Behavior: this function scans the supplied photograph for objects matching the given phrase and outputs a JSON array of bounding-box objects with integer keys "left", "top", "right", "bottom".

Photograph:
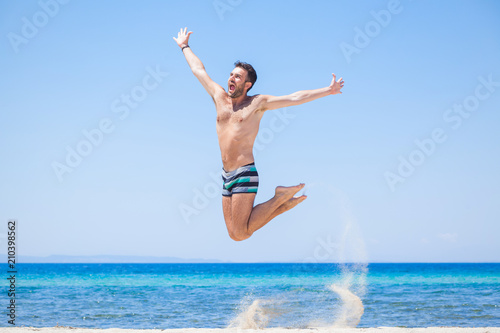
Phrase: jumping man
[{"left": 173, "top": 27, "right": 344, "bottom": 241}]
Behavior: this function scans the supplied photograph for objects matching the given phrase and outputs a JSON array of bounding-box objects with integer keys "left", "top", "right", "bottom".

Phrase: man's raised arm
[
  {"left": 259, "top": 74, "right": 345, "bottom": 111},
  {"left": 173, "top": 27, "right": 222, "bottom": 98}
]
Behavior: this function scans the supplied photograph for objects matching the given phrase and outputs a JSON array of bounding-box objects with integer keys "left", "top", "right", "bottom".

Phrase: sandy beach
[{"left": 1, "top": 327, "right": 500, "bottom": 333}]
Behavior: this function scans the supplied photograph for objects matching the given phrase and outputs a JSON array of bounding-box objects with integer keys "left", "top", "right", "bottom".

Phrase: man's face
[{"left": 227, "top": 67, "right": 250, "bottom": 98}]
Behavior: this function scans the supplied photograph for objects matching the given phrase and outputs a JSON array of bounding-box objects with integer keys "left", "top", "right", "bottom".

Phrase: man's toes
[
  {"left": 295, "top": 195, "right": 307, "bottom": 204},
  {"left": 288, "top": 195, "right": 307, "bottom": 207},
  {"left": 293, "top": 183, "right": 305, "bottom": 194},
  {"left": 296, "top": 195, "right": 307, "bottom": 202}
]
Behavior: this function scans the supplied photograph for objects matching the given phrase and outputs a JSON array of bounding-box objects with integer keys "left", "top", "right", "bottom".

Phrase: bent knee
[{"left": 228, "top": 229, "right": 252, "bottom": 242}]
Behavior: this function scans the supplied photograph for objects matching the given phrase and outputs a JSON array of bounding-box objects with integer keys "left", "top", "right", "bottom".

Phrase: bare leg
[
  {"left": 223, "top": 184, "right": 306, "bottom": 241},
  {"left": 257, "top": 195, "right": 307, "bottom": 225},
  {"left": 222, "top": 193, "right": 255, "bottom": 241},
  {"left": 247, "top": 184, "right": 307, "bottom": 233}
]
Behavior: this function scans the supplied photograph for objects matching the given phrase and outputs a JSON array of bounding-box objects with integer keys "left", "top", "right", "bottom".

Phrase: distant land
[{"left": 1, "top": 254, "right": 228, "bottom": 263}]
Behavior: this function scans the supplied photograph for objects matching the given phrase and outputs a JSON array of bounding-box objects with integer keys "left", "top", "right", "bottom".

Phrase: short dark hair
[{"left": 234, "top": 61, "right": 257, "bottom": 92}]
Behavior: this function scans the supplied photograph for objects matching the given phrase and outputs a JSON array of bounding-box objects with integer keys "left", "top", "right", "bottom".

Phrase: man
[{"left": 173, "top": 27, "right": 344, "bottom": 241}]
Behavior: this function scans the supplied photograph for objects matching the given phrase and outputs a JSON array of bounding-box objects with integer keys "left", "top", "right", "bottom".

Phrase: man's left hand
[{"left": 329, "top": 73, "right": 344, "bottom": 94}]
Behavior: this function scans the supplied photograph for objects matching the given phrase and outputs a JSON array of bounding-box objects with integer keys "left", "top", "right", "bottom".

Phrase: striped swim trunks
[{"left": 221, "top": 162, "right": 259, "bottom": 197}]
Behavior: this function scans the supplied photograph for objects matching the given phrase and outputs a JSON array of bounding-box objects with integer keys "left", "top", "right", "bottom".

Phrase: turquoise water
[{"left": 1, "top": 263, "right": 499, "bottom": 328}]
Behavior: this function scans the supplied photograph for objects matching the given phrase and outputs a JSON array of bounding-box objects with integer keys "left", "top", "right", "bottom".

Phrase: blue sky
[{"left": 1, "top": 0, "right": 499, "bottom": 262}]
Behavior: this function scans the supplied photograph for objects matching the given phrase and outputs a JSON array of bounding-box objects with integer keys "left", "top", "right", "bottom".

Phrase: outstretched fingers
[
  {"left": 333, "top": 73, "right": 344, "bottom": 83},
  {"left": 338, "top": 77, "right": 344, "bottom": 88},
  {"left": 181, "top": 27, "right": 192, "bottom": 37},
  {"left": 173, "top": 27, "right": 193, "bottom": 46},
  {"left": 333, "top": 73, "right": 345, "bottom": 89}
]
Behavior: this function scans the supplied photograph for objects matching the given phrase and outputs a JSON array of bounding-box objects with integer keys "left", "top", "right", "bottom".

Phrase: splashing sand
[
  {"left": 228, "top": 299, "right": 282, "bottom": 329},
  {"left": 229, "top": 185, "right": 368, "bottom": 329},
  {"left": 330, "top": 282, "right": 365, "bottom": 327},
  {"left": 327, "top": 187, "right": 368, "bottom": 328}
]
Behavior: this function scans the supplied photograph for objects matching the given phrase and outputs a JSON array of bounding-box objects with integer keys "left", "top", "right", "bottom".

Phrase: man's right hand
[{"left": 173, "top": 27, "right": 193, "bottom": 48}]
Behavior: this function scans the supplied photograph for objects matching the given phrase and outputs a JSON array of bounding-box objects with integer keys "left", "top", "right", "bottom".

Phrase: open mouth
[{"left": 229, "top": 83, "right": 236, "bottom": 93}]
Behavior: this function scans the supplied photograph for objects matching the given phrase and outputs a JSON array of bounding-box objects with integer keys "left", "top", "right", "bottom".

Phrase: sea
[{"left": 1, "top": 263, "right": 499, "bottom": 329}]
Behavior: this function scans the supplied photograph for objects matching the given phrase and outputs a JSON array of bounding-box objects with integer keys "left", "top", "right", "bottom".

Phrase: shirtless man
[{"left": 174, "top": 28, "right": 344, "bottom": 241}]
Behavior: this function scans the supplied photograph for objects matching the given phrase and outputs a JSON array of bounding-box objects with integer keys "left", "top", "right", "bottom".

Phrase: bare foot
[
  {"left": 275, "top": 183, "right": 305, "bottom": 200},
  {"left": 274, "top": 195, "right": 307, "bottom": 215}
]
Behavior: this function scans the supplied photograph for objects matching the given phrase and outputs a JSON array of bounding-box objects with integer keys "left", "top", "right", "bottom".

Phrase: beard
[{"left": 228, "top": 83, "right": 245, "bottom": 99}]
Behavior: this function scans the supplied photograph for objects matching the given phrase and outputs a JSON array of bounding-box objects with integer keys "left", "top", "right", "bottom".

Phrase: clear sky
[{"left": 1, "top": 0, "right": 499, "bottom": 263}]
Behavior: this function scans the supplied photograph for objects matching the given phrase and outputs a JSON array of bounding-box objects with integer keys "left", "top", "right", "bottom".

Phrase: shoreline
[{"left": 1, "top": 327, "right": 499, "bottom": 333}]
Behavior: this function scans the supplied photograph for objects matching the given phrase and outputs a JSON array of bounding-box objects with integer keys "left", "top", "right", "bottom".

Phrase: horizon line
[{"left": 2, "top": 255, "right": 498, "bottom": 264}]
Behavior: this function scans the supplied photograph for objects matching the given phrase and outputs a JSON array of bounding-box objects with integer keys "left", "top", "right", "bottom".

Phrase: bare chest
[
  {"left": 217, "top": 109, "right": 245, "bottom": 124},
  {"left": 216, "top": 104, "right": 257, "bottom": 127}
]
